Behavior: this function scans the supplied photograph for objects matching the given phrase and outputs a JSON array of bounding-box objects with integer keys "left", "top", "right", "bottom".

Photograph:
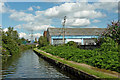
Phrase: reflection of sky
[{"left": 2, "top": 50, "right": 70, "bottom": 78}]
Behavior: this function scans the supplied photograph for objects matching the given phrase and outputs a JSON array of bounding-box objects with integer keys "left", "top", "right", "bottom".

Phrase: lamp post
[{"left": 63, "top": 16, "right": 66, "bottom": 44}]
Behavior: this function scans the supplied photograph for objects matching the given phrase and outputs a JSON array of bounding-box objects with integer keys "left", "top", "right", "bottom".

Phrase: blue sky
[{"left": 1, "top": 2, "right": 118, "bottom": 40}]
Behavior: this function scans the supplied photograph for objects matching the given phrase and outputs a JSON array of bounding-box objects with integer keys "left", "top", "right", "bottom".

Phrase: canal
[{"left": 2, "top": 50, "right": 77, "bottom": 79}]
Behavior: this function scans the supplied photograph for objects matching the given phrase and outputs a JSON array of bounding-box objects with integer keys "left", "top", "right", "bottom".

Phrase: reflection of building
[
  {"left": 43, "top": 31, "right": 47, "bottom": 37},
  {"left": 46, "top": 28, "right": 106, "bottom": 45}
]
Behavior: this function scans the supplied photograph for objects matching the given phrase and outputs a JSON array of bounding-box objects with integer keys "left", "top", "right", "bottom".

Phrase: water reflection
[{"left": 2, "top": 50, "right": 76, "bottom": 79}]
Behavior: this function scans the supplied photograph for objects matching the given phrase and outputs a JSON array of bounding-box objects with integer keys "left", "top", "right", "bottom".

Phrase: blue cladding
[
  {"left": 51, "top": 35, "right": 99, "bottom": 45},
  {"left": 51, "top": 35, "right": 99, "bottom": 39}
]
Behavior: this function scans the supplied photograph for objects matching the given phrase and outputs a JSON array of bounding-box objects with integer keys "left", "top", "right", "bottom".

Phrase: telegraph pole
[
  {"left": 63, "top": 16, "right": 66, "bottom": 44},
  {"left": 30, "top": 29, "right": 33, "bottom": 43}
]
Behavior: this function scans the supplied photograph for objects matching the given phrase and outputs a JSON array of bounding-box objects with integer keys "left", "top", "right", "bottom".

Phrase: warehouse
[{"left": 46, "top": 28, "right": 105, "bottom": 45}]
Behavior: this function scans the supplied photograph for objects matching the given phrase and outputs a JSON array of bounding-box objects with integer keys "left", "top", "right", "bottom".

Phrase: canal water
[{"left": 2, "top": 50, "right": 76, "bottom": 79}]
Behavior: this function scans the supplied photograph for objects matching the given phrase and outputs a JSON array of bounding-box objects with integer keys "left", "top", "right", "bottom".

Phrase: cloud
[
  {"left": 3, "top": 28, "right": 8, "bottom": 32},
  {"left": 44, "top": 3, "right": 106, "bottom": 18},
  {"left": 93, "top": 2, "right": 118, "bottom": 11},
  {"left": 10, "top": 2, "right": 118, "bottom": 30},
  {"left": 73, "top": 10, "right": 106, "bottom": 19},
  {"left": 92, "top": 19, "right": 101, "bottom": 23},
  {"left": 98, "top": 0, "right": 119, "bottom": 2},
  {"left": 10, "top": 11, "right": 34, "bottom": 22},
  {"left": 19, "top": 32, "right": 42, "bottom": 39},
  {"left": 90, "top": 26, "right": 99, "bottom": 28},
  {"left": 43, "top": 2, "right": 107, "bottom": 27},
  {"left": 65, "top": 18, "right": 90, "bottom": 27},
  {"left": 33, "top": 33, "right": 42, "bottom": 38},
  {"left": 15, "top": 23, "right": 54, "bottom": 31},
  {"left": 0, "top": 2, "right": 7, "bottom": 13},
  {"left": 39, "top": 0, "right": 72, "bottom": 2},
  {"left": 15, "top": 24, "right": 21, "bottom": 29},
  {"left": 19, "top": 32, "right": 27, "bottom": 38},
  {"left": 0, "top": 2, "right": 16, "bottom": 13},
  {"left": 34, "top": 6, "right": 40, "bottom": 9},
  {"left": 23, "top": 24, "right": 54, "bottom": 31},
  {"left": 28, "top": 7, "right": 33, "bottom": 11}
]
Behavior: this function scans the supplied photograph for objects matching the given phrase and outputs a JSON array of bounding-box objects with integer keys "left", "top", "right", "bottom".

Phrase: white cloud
[
  {"left": 10, "top": 2, "right": 118, "bottom": 29},
  {"left": 98, "top": 0, "right": 119, "bottom": 2},
  {"left": 73, "top": 10, "right": 106, "bottom": 19},
  {"left": 0, "top": 2, "right": 7, "bottom": 13},
  {"left": 65, "top": 18, "right": 90, "bottom": 27},
  {"left": 19, "top": 32, "right": 27, "bottom": 38},
  {"left": 10, "top": 11, "right": 34, "bottom": 22},
  {"left": 3, "top": 28, "right": 8, "bottom": 32},
  {"left": 0, "top": 2, "right": 16, "bottom": 13},
  {"left": 28, "top": 7, "right": 33, "bottom": 11},
  {"left": 15, "top": 22, "right": 54, "bottom": 31},
  {"left": 33, "top": 33, "right": 42, "bottom": 38},
  {"left": 43, "top": 2, "right": 108, "bottom": 27},
  {"left": 44, "top": 3, "right": 106, "bottom": 18},
  {"left": 23, "top": 23, "right": 54, "bottom": 31},
  {"left": 34, "top": 6, "right": 40, "bottom": 9},
  {"left": 92, "top": 19, "right": 101, "bottom": 23},
  {"left": 15, "top": 24, "right": 21, "bottom": 29},
  {"left": 93, "top": 2, "right": 118, "bottom": 11},
  {"left": 19, "top": 32, "right": 42, "bottom": 39},
  {"left": 90, "top": 26, "right": 99, "bottom": 28},
  {"left": 39, "top": 0, "right": 72, "bottom": 2}
]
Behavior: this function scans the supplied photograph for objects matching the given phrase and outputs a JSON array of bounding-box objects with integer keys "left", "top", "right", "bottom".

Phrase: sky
[{"left": 0, "top": 0, "right": 119, "bottom": 40}]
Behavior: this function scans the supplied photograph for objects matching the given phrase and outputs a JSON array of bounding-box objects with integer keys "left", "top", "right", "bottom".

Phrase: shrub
[
  {"left": 97, "top": 21, "right": 120, "bottom": 45},
  {"left": 99, "top": 37, "right": 118, "bottom": 52},
  {"left": 40, "top": 45, "right": 119, "bottom": 72},
  {"left": 38, "top": 36, "right": 49, "bottom": 48},
  {"left": 66, "top": 41, "right": 77, "bottom": 48}
]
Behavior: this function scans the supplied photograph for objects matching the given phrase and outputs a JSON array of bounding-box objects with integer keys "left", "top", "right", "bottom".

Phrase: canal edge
[{"left": 33, "top": 48, "right": 118, "bottom": 80}]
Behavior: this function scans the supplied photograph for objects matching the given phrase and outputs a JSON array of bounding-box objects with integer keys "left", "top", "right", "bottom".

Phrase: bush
[
  {"left": 99, "top": 37, "right": 118, "bottom": 52},
  {"left": 38, "top": 36, "right": 49, "bottom": 48},
  {"left": 66, "top": 41, "right": 77, "bottom": 48},
  {"left": 40, "top": 45, "right": 119, "bottom": 73},
  {"left": 97, "top": 21, "right": 120, "bottom": 45}
]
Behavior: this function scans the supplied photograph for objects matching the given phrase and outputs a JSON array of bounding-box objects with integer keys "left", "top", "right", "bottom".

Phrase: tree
[
  {"left": 97, "top": 21, "right": 120, "bottom": 45},
  {"left": 38, "top": 36, "right": 49, "bottom": 48},
  {"left": 6, "top": 27, "right": 19, "bottom": 41},
  {"left": 2, "top": 27, "right": 20, "bottom": 55}
]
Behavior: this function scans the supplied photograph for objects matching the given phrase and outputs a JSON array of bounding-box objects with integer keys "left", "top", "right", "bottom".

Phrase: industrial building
[{"left": 46, "top": 28, "right": 106, "bottom": 45}]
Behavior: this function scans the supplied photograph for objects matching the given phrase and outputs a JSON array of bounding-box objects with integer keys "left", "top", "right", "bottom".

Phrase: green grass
[
  {"left": 40, "top": 45, "right": 119, "bottom": 73},
  {"left": 34, "top": 48, "right": 119, "bottom": 79}
]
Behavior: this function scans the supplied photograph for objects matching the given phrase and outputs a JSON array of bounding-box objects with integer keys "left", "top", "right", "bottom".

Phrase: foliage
[
  {"left": 2, "top": 27, "right": 32, "bottom": 56},
  {"left": 34, "top": 41, "right": 38, "bottom": 43},
  {"left": 65, "top": 41, "right": 77, "bottom": 48},
  {"left": 19, "top": 44, "right": 35, "bottom": 51},
  {"left": 2, "top": 27, "right": 20, "bottom": 55},
  {"left": 99, "top": 37, "right": 118, "bottom": 52},
  {"left": 0, "top": 28, "right": 2, "bottom": 54},
  {"left": 38, "top": 36, "right": 49, "bottom": 48},
  {"left": 97, "top": 21, "right": 120, "bottom": 45},
  {"left": 39, "top": 21, "right": 120, "bottom": 73},
  {"left": 40, "top": 45, "right": 119, "bottom": 73}
]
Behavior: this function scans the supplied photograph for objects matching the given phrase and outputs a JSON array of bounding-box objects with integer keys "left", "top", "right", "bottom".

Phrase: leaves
[{"left": 40, "top": 45, "right": 119, "bottom": 73}]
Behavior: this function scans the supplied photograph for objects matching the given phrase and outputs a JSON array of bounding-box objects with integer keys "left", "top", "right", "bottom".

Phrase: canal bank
[
  {"left": 33, "top": 48, "right": 119, "bottom": 80},
  {"left": 2, "top": 49, "right": 77, "bottom": 79}
]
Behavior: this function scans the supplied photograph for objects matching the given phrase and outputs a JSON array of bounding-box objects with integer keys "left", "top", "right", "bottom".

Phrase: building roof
[{"left": 47, "top": 28, "right": 106, "bottom": 36}]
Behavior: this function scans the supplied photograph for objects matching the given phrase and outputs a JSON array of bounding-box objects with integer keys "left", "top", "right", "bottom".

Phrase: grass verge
[{"left": 34, "top": 48, "right": 119, "bottom": 79}]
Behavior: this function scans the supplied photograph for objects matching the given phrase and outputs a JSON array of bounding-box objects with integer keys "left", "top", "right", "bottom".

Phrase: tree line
[{"left": 1, "top": 27, "right": 32, "bottom": 56}]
